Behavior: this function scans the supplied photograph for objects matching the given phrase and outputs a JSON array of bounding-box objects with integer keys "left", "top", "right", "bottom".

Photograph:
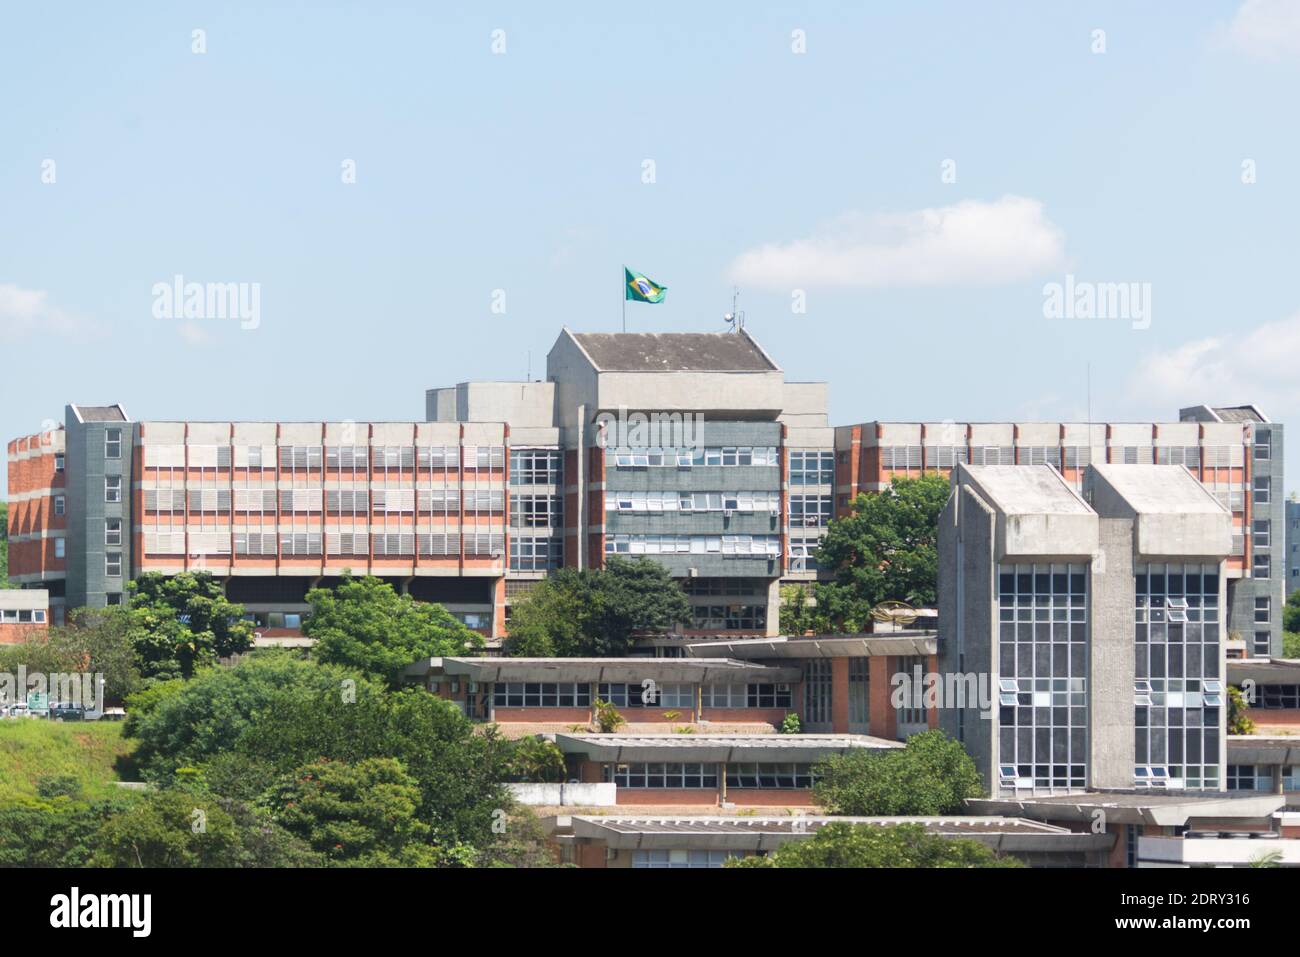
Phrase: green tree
[
  {"left": 90, "top": 789, "right": 321, "bottom": 868},
  {"left": 234, "top": 688, "right": 514, "bottom": 850},
  {"left": 46, "top": 607, "right": 143, "bottom": 703},
  {"left": 0, "top": 501, "right": 13, "bottom": 588},
  {"left": 126, "top": 572, "right": 255, "bottom": 680},
  {"left": 1283, "top": 588, "right": 1300, "bottom": 635},
  {"left": 1228, "top": 685, "right": 1256, "bottom": 735},
  {"left": 305, "top": 575, "right": 484, "bottom": 687},
  {"left": 725, "top": 822, "right": 1020, "bottom": 868},
  {"left": 779, "top": 584, "right": 829, "bottom": 636},
  {"left": 813, "top": 730, "right": 983, "bottom": 816},
  {"left": 502, "top": 735, "right": 567, "bottom": 783},
  {"left": 812, "top": 475, "right": 950, "bottom": 631},
  {"left": 267, "top": 757, "right": 436, "bottom": 866},
  {"left": 1284, "top": 631, "right": 1300, "bottom": 659},
  {"left": 125, "top": 652, "right": 379, "bottom": 780},
  {"left": 0, "top": 797, "right": 136, "bottom": 867},
  {"left": 504, "top": 557, "right": 690, "bottom": 657}
]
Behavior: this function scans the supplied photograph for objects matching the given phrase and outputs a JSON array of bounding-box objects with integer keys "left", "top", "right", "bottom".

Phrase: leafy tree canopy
[
  {"left": 813, "top": 730, "right": 983, "bottom": 816},
  {"left": 812, "top": 475, "right": 949, "bottom": 632},
  {"left": 124, "top": 651, "right": 379, "bottom": 780},
  {"left": 305, "top": 575, "right": 484, "bottom": 687},
  {"left": 504, "top": 557, "right": 690, "bottom": 656},
  {"left": 126, "top": 572, "right": 255, "bottom": 680},
  {"left": 267, "top": 757, "right": 436, "bottom": 866},
  {"left": 726, "top": 822, "right": 1020, "bottom": 868}
]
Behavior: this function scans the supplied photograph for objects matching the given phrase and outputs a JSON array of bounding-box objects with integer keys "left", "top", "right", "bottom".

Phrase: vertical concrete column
[
  {"left": 492, "top": 576, "right": 507, "bottom": 641},
  {"left": 927, "top": 653, "right": 940, "bottom": 730},
  {"left": 1275, "top": 765, "right": 1286, "bottom": 795},
  {"left": 868, "top": 656, "right": 897, "bottom": 740},
  {"left": 831, "top": 657, "right": 850, "bottom": 733}
]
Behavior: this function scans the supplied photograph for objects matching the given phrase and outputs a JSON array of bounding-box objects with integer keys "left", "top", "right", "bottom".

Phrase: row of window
[
  {"left": 605, "top": 446, "right": 780, "bottom": 468},
  {"left": 143, "top": 532, "right": 508, "bottom": 557},
  {"left": 0, "top": 608, "right": 47, "bottom": 623},
  {"left": 877, "top": 444, "right": 1250, "bottom": 469},
  {"left": 604, "top": 534, "right": 781, "bottom": 557},
  {"left": 485, "top": 681, "right": 793, "bottom": 709},
  {"left": 607, "top": 762, "right": 817, "bottom": 789},
  {"left": 604, "top": 491, "right": 781, "bottom": 514}
]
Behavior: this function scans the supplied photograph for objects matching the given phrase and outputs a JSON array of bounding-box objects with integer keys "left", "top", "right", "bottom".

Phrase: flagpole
[{"left": 621, "top": 265, "right": 626, "bottom": 332}]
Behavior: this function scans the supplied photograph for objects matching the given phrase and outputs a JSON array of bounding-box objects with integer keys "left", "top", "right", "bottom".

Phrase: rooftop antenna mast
[{"left": 723, "top": 287, "right": 745, "bottom": 333}]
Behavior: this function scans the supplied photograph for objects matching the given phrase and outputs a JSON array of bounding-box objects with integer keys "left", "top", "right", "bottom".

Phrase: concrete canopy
[
  {"left": 402, "top": 656, "right": 804, "bottom": 685},
  {"left": 553, "top": 733, "right": 901, "bottom": 763}
]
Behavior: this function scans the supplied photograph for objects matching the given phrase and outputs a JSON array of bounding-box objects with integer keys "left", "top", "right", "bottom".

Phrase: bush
[
  {"left": 780, "top": 713, "right": 801, "bottom": 735},
  {"left": 592, "top": 698, "right": 626, "bottom": 734},
  {"left": 726, "top": 822, "right": 1020, "bottom": 868},
  {"left": 813, "top": 730, "right": 982, "bottom": 816}
]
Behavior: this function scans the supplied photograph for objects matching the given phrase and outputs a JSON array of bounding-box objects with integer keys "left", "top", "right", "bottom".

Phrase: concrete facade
[{"left": 940, "top": 464, "right": 1232, "bottom": 797}]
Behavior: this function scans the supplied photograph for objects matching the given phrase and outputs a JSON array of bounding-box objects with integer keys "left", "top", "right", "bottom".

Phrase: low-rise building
[{"left": 0, "top": 589, "right": 49, "bottom": 644}]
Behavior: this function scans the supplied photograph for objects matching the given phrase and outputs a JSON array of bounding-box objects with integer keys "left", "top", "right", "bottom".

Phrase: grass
[{"left": 0, "top": 720, "right": 134, "bottom": 802}]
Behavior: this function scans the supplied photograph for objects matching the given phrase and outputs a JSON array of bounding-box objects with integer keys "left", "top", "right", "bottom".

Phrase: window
[
  {"left": 1254, "top": 476, "right": 1271, "bottom": 506},
  {"left": 789, "top": 451, "right": 834, "bottom": 485},
  {"left": 106, "top": 593, "right": 122, "bottom": 606},
  {"left": 54, "top": 538, "right": 66, "bottom": 559},
  {"left": 509, "top": 536, "right": 561, "bottom": 571},
  {"left": 1253, "top": 519, "right": 1270, "bottom": 548},
  {"left": 105, "top": 552, "right": 122, "bottom": 577},
  {"left": 54, "top": 496, "right": 64, "bottom": 516},
  {"left": 789, "top": 495, "right": 832, "bottom": 527},
  {"left": 54, "top": 453, "right": 65, "bottom": 472},
  {"left": 725, "top": 763, "right": 818, "bottom": 789},
  {"left": 104, "top": 428, "right": 122, "bottom": 459},
  {"left": 105, "top": 519, "right": 122, "bottom": 546},
  {"left": 1254, "top": 632, "right": 1272, "bottom": 656},
  {"left": 104, "top": 476, "right": 122, "bottom": 503},
  {"left": 632, "top": 849, "right": 740, "bottom": 868},
  {"left": 997, "top": 562, "right": 1089, "bottom": 792},
  {"left": 510, "top": 494, "right": 560, "bottom": 528},
  {"left": 509, "top": 449, "right": 562, "bottom": 485},
  {"left": 700, "top": 683, "right": 791, "bottom": 709},
  {"left": 1253, "top": 553, "right": 1270, "bottom": 579},
  {"left": 610, "top": 763, "right": 718, "bottom": 789},
  {"left": 492, "top": 682, "right": 591, "bottom": 708},
  {"left": 1255, "top": 432, "right": 1271, "bottom": 461},
  {"left": 1256, "top": 596, "right": 1271, "bottom": 624}
]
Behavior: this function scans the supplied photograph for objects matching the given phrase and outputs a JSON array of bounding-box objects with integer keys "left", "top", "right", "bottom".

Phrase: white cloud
[
  {"left": 1127, "top": 310, "right": 1300, "bottom": 417},
  {"left": 727, "top": 195, "right": 1066, "bottom": 289},
  {"left": 0, "top": 283, "right": 98, "bottom": 338},
  {"left": 1224, "top": 0, "right": 1300, "bottom": 61}
]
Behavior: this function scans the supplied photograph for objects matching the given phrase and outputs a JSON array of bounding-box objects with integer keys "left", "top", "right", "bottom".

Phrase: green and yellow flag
[{"left": 625, "top": 266, "right": 667, "bottom": 303}]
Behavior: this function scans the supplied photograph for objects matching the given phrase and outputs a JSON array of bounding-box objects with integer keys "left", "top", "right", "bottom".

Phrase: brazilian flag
[{"left": 625, "top": 266, "right": 667, "bottom": 303}]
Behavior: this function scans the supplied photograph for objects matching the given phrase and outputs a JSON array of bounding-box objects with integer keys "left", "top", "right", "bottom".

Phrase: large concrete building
[
  {"left": 4, "top": 329, "right": 1286, "bottom": 658},
  {"left": 838, "top": 404, "right": 1284, "bottom": 656},
  {"left": 939, "top": 463, "right": 1234, "bottom": 795}
]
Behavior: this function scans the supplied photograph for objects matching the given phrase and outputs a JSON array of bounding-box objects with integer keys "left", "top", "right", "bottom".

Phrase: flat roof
[
  {"left": 1227, "top": 657, "right": 1300, "bottom": 685},
  {"left": 968, "top": 791, "right": 1285, "bottom": 826},
  {"left": 553, "top": 733, "right": 901, "bottom": 763},
  {"left": 686, "top": 634, "right": 937, "bottom": 660},
  {"left": 403, "top": 656, "right": 803, "bottom": 684},
  {"left": 956, "top": 465, "right": 1092, "bottom": 516},
  {"left": 1227, "top": 736, "right": 1300, "bottom": 765},
  {"left": 561, "top": 815, "right": 1113, "bottom": 854},
  {"left": 569, "top": 331, "right": 778, "bottom": 373},
  {"left": 1089, "top": 463, "right": 1228, "bottom": 515}
]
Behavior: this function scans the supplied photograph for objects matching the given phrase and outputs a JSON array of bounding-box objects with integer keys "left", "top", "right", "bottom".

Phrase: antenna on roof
[{"left": 723, "top": 287, "right": 744, "bottom": 333}]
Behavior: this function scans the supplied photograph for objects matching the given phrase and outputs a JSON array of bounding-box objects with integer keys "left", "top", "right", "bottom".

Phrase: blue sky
[{"left": 3, "top": 1, "right": 1299, "bottom": 492}]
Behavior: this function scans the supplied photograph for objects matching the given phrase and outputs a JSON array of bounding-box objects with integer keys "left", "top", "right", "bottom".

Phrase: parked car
[
  {"left": 49, "top": 704, "right": 86, "bottom": 721},
  {"left": 100, "top": 707, "right": 127, "bottom": 721}
]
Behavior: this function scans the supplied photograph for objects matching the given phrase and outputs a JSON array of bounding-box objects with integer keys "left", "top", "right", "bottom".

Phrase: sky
[{"left": 2, "top": 1, "right": 1299, "bottom": 493}]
